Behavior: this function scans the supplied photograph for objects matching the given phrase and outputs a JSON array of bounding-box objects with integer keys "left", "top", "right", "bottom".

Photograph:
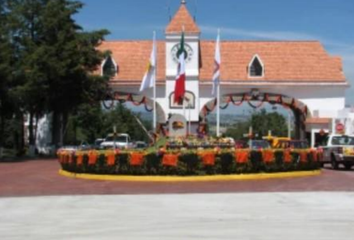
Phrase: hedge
[{"left": 57, "top": 149, "right": 321, "bottom": 176}]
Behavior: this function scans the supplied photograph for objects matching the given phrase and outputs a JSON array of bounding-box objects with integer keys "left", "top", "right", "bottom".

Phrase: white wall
[{"left": 198, "top": 84, "right": 347, "bottom": 118}]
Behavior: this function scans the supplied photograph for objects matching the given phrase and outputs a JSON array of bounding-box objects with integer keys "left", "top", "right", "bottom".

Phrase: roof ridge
[{"left": 165, "top": 4, "right": 200, "bottom": 34}]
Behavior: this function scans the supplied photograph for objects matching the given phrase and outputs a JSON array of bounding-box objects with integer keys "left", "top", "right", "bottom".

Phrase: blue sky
[{"left": 75, "top": 0, "right": 354, "bottom": 104}]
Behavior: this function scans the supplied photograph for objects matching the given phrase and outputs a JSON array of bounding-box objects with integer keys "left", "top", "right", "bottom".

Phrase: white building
[{"left": 96, "top": 1, "right": 350, "bottom": 147}]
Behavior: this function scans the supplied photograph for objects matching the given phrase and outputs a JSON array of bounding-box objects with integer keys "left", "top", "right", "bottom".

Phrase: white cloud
[{"left": 200, "top": 25, "right": 351, "bottom": 48}]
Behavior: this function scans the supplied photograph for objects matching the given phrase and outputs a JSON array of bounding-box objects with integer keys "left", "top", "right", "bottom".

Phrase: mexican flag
[{"left": 174, "top": 31, "right": 186, "bottom": 104}]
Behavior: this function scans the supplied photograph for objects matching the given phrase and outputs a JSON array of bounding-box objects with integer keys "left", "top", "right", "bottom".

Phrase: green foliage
[
  {"left": 251, "top": 109, "right": 288, "bottom": 137},
  {"left": 59, "top": 149, "right": 320, "bottom": 176},
  {"left": 225, "top": 109, "right": 288, "bottom": 139},
  {"left": 63, "top": 103, "right": 152, "bottom": 144},
  {"left": 2, "top": 0, "right": 109, "bottom": 149}
]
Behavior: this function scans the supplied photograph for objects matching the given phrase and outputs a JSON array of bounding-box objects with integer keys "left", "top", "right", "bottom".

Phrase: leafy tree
[
  {"left": 7, "top": 0, "right": 109, "bottom": 150},
  {"left": 7, "top": 0, "right": 49, "bottom": 154},
  {"left": 39, "top": 0, "right": 109, "bottom": 147},
  {"left": 64, "top": 103, "right": 152, "bottom": 144},
  {"left": 225, "top": 109, "right": 288, "bottom": 139},
  {"left": 0, "top": 0, "right": 16, "bottom": 156},
  {"left": 224, "top": 121, "right": 251, "bottom": 140},
  {"left": 251, "top": 109, "right": 288, "bottom": 137},
  {"left": 98, "top": 104, "right": 152, "bottom": 143}
]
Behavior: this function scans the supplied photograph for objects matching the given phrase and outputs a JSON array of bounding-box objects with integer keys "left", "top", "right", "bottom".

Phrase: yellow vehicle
[{"left": 262, "top": 135, "right": 291, "bottom": 148}]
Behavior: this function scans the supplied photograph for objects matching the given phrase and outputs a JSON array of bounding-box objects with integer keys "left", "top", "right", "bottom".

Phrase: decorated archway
[
  {"left": 103, "top": 91, "right": 167, "bottom": 124},
  {"left": 200, "top": 93, "right": 311, "bottom": 140}
]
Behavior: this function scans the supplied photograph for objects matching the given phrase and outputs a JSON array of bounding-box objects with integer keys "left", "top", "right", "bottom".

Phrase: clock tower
[{"left": 165, "top": 0, "right": 201, "bottom": 129}]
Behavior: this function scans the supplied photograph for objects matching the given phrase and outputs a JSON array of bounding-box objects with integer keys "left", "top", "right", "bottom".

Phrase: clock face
[{"left": 171, "top": 43, "right": 194, "bottom": 63}]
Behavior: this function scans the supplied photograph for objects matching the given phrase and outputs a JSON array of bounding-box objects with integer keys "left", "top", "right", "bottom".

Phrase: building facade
[{"left": 96, "top": 1, "right": 349, "bottom": 146}]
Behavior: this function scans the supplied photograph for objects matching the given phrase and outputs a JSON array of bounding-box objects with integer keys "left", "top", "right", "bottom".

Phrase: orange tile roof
[
  {"left": 96, "top": 40, "right": 346, "bottom": 84},
  {"left": 199, "top": 41, "right": 345, "bottom": 82},
  {"left": 165, "top": 3, "right": 200, "bottom": 34},
  {"left": 97, "top": 41, "right": 166, "bottom": 82}
]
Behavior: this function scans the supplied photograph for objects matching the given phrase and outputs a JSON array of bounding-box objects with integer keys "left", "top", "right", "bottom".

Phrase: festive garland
[
  {"left": 201, "top": 93, "right": 308, "bottom": 118},
  {"left": 103, "top": 92, "right": 154, "bottom": 112}
]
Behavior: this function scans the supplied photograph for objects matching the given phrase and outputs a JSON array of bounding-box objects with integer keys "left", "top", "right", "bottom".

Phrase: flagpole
[
  {"left": 153, "top": 31, "right": 157, "bottom": 133},
  {"left": 188, "top": 100, "right": 191, "bottom": 136},
  {"left": 216, "top": 29, "right": 221, "bottom": 137},
  {"left": 181, "top": 25, "right": 187, "bottom": 137}
]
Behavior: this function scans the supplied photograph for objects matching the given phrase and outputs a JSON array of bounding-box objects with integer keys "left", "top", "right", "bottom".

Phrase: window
[
  {"left": 248, "top": 55, "right": 264, "bottom": 77},
  {"left": 102, "top": 56, "right": 117, "bottom": 78},
  {"left": 169, "top": 91, "right": 195, "bottom": 109},
  {"left": 331, "top": 136, "right": 354, "bottom": 146}
]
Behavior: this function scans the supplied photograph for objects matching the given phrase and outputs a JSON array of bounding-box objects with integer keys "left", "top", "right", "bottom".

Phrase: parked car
[
  {"left": 235, "top": 140, "right": 248, "bottom": 149},
  {"left": 263, "top": 136, "right": 291, "bottom": 148},
  {"left": 100, "top": 133, "right": 134, "bottom": 149},
  {"left": 134, "top": 141, "right": 148, "bottom": 149},
  {"left": 57, "top": 141, "right": 91, "bottom": 152},
  {"left": 318, "top": 134, "right": 354, "bottom": 170},
  {"left": 248, "top": 140, "right": 271, "bottom": 150},
  {"left": 275, "top": 140, "right": 309, "bottom": 149},
  {"left": 93, "top": 138, "right": 105, "bottom": 149}
]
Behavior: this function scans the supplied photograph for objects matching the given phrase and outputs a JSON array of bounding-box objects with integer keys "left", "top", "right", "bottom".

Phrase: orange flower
[
  {"left": 235, "top": 151, "right": 249, "bottom": 164},
  {"left": 200, "top": 152, "right": 215, "bottom": 166},
  {"left": 311, "top": 150, "right": 318, "bottom": 162},
  {"left": 68, "top": 152, "right": 74, "bottom": 164},
  {"left": 105, "top": 151, "right": 116, "bottom": 166},
  {"left": 62, "top": 151, "right": 68, "bottom": 163},
  {"left": 299, "top": 151, "right": 307, "bottom": 163},
  {"left": 283, "top": 149, "right": 292, "bottom": 163},
  {"left": 262, "top": 150, "right": 275, "bottom": 164},
  {"left": 130, "top": 152, "right": 145, "bottom": 166},
  {"left": 88, "top": 150, "right": 98, "bottom": 165},
  {"left": 162, "top": 154, "right": 178, "bottom": 167},
  {"left": 76, "top": 152, "right": 83, "bottom": 166}
]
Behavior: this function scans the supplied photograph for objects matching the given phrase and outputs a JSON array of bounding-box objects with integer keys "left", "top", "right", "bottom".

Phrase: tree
[
  {"left": 251, "top": 109, "right": 288, "bottom": 137},
  {"left": 0, "top": 0, "right": 16, "bottom": 157},
  {"left": 7, "top": 0, "right": 109, "bottom": 150},
  {"left": 64, "top": 103, "right": 152, "bottom": 144},
  {"left": 225, "top": 109, "right": 288, "bottom": 140},
  {"left": 7, "top": 0, "right": 50, "bottom": 155},
  {"left": 39, "top": 0, "right": 109, "bottom": 147}
]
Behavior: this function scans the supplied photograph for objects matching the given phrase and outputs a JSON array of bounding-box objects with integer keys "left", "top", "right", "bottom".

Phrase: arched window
[
  {"left": 169, "top": 91, "right": 195, "bottom": 109},
  {"left": 101, "top": 56, "right": 118, "bottom": 78},
  {"left": 248, "top": 55, "right": 264, "bottom": 77}
]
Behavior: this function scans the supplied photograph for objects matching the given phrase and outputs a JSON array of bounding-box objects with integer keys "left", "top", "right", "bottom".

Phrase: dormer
[
  {"left": 101, "top": 55, "right": 118, "bottom": 78},
  {"left": 248, "top": 54, "right": 264, "bottom": 78}
]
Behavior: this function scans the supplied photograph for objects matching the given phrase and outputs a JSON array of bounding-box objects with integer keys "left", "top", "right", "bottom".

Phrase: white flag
[
  {"left": 140, "top": 33, "right": 157, "bottom": 92},
  {"left": 212, "top": 31, "right": 221, "bottom": 96}
]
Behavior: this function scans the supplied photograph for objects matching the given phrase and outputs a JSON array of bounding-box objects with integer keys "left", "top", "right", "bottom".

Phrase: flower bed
[{"left": 57, "top": 148, "right": 321, "bottom": 176}]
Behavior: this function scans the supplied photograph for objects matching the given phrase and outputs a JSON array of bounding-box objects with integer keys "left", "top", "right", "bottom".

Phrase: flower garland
[{"left": 103, "top": 92, "right": 154, "bottom": 112}]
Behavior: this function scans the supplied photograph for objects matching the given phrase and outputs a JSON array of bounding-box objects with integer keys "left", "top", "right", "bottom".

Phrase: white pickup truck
[
  {"left": 319, "top": 134, "right": 354, "bottom": 170},
  {"left": 100, "top": 133, "right": 134, "bottom": 150}
]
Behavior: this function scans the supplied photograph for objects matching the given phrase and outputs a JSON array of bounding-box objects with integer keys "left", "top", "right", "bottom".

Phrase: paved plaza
[
  {"left": 0, "top": 193, "right": 354, "bottom": 240},
  {"left": 1, "top": 160, "right": 354, "bottom": 239},
  {"left": 1, "top": 159, "right": 354, "bottom": 197}
]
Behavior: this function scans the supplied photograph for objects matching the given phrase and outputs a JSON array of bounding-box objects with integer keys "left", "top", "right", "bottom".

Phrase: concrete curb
[{"left": 59, "top": 169, "right": 321, "bottom": 182}]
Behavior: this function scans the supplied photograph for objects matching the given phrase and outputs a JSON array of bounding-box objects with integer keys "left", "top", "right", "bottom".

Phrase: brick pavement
[{"left": 0, "top": 159, "right": 353, "bottom": 197}]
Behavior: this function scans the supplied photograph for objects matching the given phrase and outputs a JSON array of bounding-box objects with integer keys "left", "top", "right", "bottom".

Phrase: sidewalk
[{"left": 0, "top": 193, "right": 353, "bottom": 240}]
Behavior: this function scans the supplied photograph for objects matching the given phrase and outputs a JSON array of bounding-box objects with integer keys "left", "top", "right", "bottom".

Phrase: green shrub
[{"left": 59, "top": 149, "right": 320, "bottom": 176}]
